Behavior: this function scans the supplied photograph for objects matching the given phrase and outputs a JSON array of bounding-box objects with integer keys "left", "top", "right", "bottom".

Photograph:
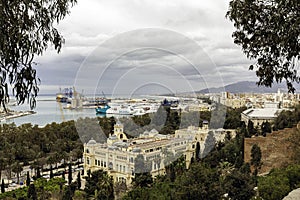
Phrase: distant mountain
[{"left": 196, "top": 81, "right": 299, "bottom": 94}]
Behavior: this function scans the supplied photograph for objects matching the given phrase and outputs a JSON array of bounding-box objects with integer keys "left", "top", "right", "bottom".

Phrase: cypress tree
[
  {"left": 26, "top": 171, "right": 30, "bottom": 186},
  {"left": 36, "top": 167, "right": 41, "bottom": 179},
  {"left": 68, "top": 163, "right": 72, "bottom": 185},
  {"left": 50, "top": 166, "right": 54, "bottom": 179},
  {"left": 1, "top": 179, "right": 5, "bottom": 193},
  {"left": 27, "top": 184, "right": 37, "bottom": 200},
  {"left": 77, "top": 172, "right": 81, "bottom": 190}
]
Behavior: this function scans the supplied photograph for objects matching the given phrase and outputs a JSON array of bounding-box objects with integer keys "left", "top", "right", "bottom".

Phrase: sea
[{"left": 5, "top": 95, "right": 99, "bottom": 127}]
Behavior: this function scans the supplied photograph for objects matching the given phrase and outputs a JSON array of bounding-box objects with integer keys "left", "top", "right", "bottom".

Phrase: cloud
[{"left": 32, "top": 0, "right": 255, "bottom": 95}]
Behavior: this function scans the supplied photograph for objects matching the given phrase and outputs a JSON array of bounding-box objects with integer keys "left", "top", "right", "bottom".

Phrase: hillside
[
  {"left": 196, "top": 81, "right": 299, "bottom": 94},
  {"left": 244, "top": 126, "right": 299, "bottom": 174}
]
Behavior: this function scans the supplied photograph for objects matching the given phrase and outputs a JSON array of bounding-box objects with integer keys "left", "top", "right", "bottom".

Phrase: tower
[{"left": 114, "top": 121, "right": 128, "bottom": 141}]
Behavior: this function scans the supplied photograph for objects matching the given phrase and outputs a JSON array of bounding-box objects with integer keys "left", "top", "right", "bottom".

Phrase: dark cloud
[{"left": 34, "top": 0, "right": 255, "bottom": 95}]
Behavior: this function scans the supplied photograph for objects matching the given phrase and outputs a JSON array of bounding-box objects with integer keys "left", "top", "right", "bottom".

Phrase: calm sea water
[{"left": 5, "top": 96, "right": 97, "bottom": 127}]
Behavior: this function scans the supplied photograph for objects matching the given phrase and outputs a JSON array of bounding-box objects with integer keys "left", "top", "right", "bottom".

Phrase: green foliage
[
  {"left": 0, "top": 0, "right": 77, "bottom": 109},
  {"left": 227, "top": 0, "right": 300, "bottom": 92},
  {"left": 174, "top": 163, "right": 223, "bottom": 200},
  {"left": 224, "top": 169, "right": 255, "bottom": 200},
  {"left": 224, "top": 107, "right": 247, "bottom": 129},
  {"left": 273, "top": 109, "right": 300, "bottom": 130},
  {"left": 84, "top": 170, "right": 114, "bottom": 200},
  {"left": 257, "top": 165, "right": 300, "bottom": 200},
  {"left": 258, "top": 173, "right": 290, "bottom": 200},
  {"left": 132, "top": 154, "right": 153, "bottom": 188},
  {"left": 0, "top": 121, "right": 82, "bottom": 180},
  {"left": 261, "top": 121, "right": 272, "bottom": 136}
]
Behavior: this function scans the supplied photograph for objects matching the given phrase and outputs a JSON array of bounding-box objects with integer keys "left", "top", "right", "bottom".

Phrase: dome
[
  {"left": 87, "top": 138, "right": 97, "bottom": 145},
  {"left": 150, "top": 129, "right": 158, "bottom": 134},
  {"left": 109, "top": 134, "right": 117, "bottom": 140}
]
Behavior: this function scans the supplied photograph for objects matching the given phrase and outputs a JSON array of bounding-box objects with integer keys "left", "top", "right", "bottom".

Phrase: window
[
  {"left": 87, "top": 157, "right": 90, "bottom": 165},
  {"left": 101, "top": 160, "right": 103, "bottom": 167},
  {"left": 95, "top": 159, "right": 97, "bottom": 165},
  {"left": 123, "top": 166, "right": 125, "bottom": 172},
  {"left": 104, "top": 162, "right": 106, "bottom": 167},
  {"left": 86, "top": 149, "right": 89, "bottom": 153}
]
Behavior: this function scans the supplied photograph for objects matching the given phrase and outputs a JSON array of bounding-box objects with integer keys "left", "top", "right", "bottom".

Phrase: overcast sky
[{"left": 35, "top": 0, "right": 256, "bottom": 96}]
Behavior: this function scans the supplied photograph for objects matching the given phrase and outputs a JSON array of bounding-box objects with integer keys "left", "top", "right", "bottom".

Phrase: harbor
[{"left": 0, "top": 110, "right": 36, "bottom": 122}]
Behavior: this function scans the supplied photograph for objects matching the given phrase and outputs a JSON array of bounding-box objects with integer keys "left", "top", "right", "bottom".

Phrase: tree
[
  {"left": 12, "top": 162, "right": 23, "bottom": 183},
  {"left": 224, "top": 170, "right": 255, "bottom": 200},
  {"left": 261, "top": 121, "right": 272, "bottom": 136},
  {"left": 227, "top": 0, "right": 300, "bottom": 93},
  {"left": 84, "top": 170, "right": 114, "bottom": 200},
  {"left": 202, "top": 131, "right": 216, "bottom": 158},
  {"left": 250, "top": 144, "right": 262, "bottom": 175},
  {"left": 27, "top": 184, "right": 37, "bottom": 200},
  {"left": 195, "top": 142, "right": 201, "bottom": 161},
  {"left": 258, "top": 173, "right": 291, "bottom": 200},
  {"left": 1, "top": 179, "right": 4, "bottom": 193},
  {"left": 132, "top": 154, "right": 153, "bottom": 188},
  {"left": 0, "top": 0, "right": 77, "bottom": 109},
  {"left": 26, "top": 171, "right": 30, "bottom": 187},
  {"left": 36, "top": 167, "right": 41, "bottom": 179},
  {"left": 68, "top": 163, "right": 72, "bottom": 185},
  {"left": 50, "top": 165, "right": 54, "bottom": 179}
]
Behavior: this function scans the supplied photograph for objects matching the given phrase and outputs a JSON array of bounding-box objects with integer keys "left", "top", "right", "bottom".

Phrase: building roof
[{"left": 242, "top": 108, "right": 282, "bottom": 119}]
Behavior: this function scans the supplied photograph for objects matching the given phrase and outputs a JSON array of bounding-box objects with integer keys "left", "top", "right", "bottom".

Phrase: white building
[
  {"left": 83, "top": 121, "right": 235, "bottom": 185},
  {"left": 241, "top": 102, "right": 284, "bottom": 127}
]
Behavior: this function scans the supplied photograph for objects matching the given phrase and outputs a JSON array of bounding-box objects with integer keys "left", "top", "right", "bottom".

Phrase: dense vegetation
[
  {"left": 0, "top": 121, "right": 82, "bottom": 182},
  {"left": 1, "top": 104, "right": 300, "bottom": 199}
]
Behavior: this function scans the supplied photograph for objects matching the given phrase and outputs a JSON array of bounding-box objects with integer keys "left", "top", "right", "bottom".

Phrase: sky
[{"left": 35, "top": 0, "right": 257, "bottom": 96}]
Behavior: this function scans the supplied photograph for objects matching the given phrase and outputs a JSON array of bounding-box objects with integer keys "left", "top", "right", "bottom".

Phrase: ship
[
  {"left": 95, "top": 105, "right": 111, "bottom": 114},
  {"left": 96, "top": 104, "right": 137, "bottom": 115},
  {"left": 56, "top": 87, "right": 73, "bottom": 103}
]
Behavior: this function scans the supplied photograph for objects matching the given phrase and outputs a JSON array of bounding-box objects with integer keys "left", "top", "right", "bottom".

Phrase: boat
[
  {"left": 96, "top": 104, "right": 137, "bottom": 115},
  {"left": 161, "top": 98, "right": 179, "bottom": 107},
  {"left": 56, "top": 87, "right": 73, "bottom": 103},
  {"left": 96, "top": 105, "right": 111, "bottom": 114}
]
